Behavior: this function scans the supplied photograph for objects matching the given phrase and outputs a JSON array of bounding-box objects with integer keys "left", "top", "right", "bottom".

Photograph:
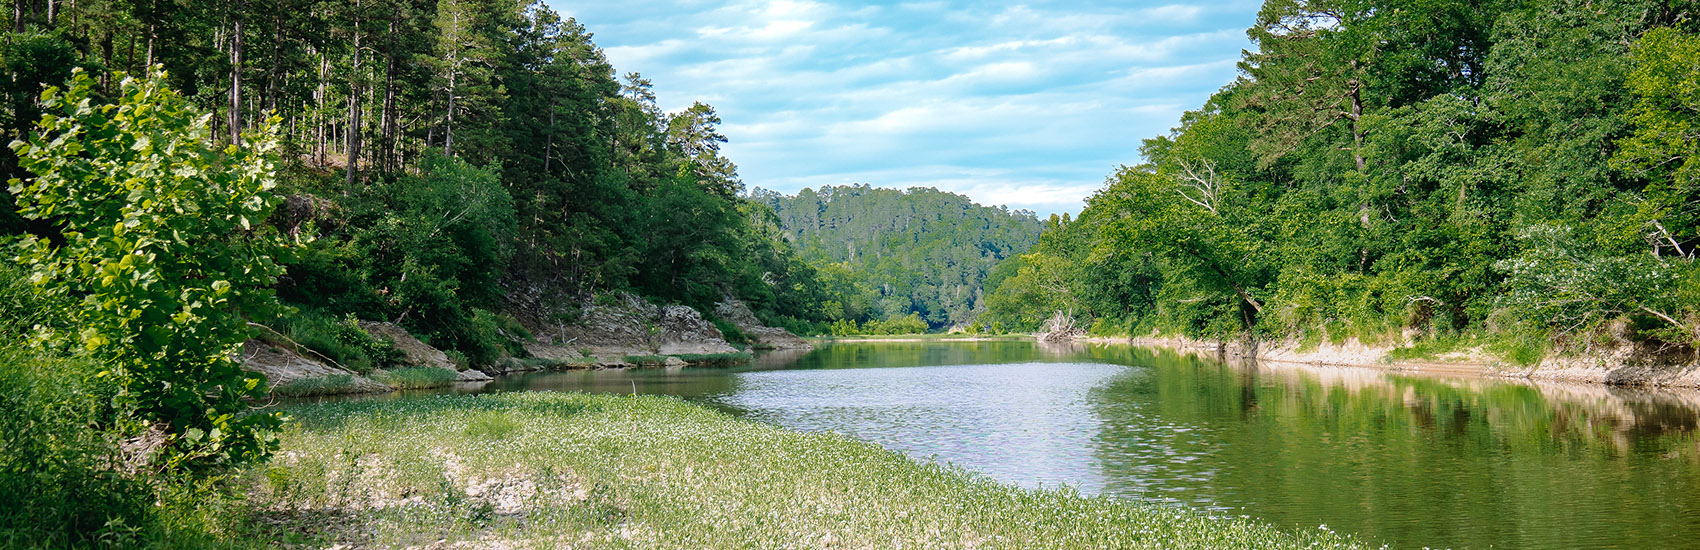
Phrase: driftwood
[{"left": 1037, "top": 310, "right": 1084, "bottom": 343}]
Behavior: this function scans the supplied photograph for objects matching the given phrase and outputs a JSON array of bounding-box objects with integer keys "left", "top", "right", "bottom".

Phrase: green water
[{"left": 404, "top": 341, "right": 1700, "bottom": 549}]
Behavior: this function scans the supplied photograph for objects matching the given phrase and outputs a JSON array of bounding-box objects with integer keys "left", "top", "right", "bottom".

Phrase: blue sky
[{"left": 543, "top": 1, "right": 1263, "bottom": 215}]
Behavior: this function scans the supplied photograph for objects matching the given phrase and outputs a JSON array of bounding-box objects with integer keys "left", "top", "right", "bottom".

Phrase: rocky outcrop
[
  {"left": 360, "top": 321, "right": 492, "bottom": 381},
  {"left": 714, "top": 297, "right": 812, "bottom": 350},
  {"left": 238, "top": 340, "right": 390, "bottom": 395},
  {"left": 525, "top": 292, "right": 738, "bottom": 356}
]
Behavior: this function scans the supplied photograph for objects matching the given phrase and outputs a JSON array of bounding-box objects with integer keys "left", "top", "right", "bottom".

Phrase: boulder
[
  {"left": 714, "top": 297, "right": 813, "bottom": 350},
  {"left": 525, "top": 292, "right": 738, "bottom": 356},
  {"left": 360, "top": 322, "right": 457, "bottom": 370}
]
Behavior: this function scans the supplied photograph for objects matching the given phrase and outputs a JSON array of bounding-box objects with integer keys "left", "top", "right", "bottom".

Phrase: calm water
[{"left": 374, "top": 340, "right": 1700, "bottom": 549}]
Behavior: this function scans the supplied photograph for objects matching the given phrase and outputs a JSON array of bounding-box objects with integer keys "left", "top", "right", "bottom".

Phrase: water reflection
[{"left": 313, "top": 341, "right": 1700, "bottom": 549}]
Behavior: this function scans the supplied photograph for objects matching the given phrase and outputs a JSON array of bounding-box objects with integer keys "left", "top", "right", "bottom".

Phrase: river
[{"left": 316, "top": 340, "right": 1700, "bottom": 549}]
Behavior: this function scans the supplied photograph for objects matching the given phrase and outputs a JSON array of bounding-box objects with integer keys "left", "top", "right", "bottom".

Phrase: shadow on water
[{"left": 280, "top": 340, "right": 1700, "bottom": 549}]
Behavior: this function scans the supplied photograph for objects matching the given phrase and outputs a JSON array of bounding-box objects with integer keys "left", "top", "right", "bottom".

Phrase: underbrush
[{"left": 0, "top": 347, "right": 255, "bottom": 549}]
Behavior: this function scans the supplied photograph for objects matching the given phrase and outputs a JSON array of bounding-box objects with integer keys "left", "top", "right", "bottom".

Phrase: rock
[
  {"left": 654, "top": 305, "right": 740, "bottom": 355},
  {"left": 522, "top": 291, "right": 738, "bottom": 356},
  {"left": 522, "top": 342, "right": 585, "bottom": 362},
  {"left": 715, "top": 297, "right": 813, "bottom": 350},
  {"left": 238, "top": 340, "right": 390, "bottom": 395},
  {"left": 457, "top": 369, "right": 494, "bottom": 382},
  {"left": 664, "top": 357, "right": 688, "bottom": 368},
  {"left": 360, "top": 322, "right": 457, "bottom": 370}
]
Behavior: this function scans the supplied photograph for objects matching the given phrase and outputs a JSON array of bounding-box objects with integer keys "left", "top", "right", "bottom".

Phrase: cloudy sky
[{"left": 543, "top": 1, "right": 1263, "bottom": 215}]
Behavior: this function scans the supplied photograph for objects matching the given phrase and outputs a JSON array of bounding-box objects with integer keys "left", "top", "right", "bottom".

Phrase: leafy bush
[
  {"left": 10, "top": 69, "right": 284, "bottom": 469},
  {"left": 860, "top": 313, "right": 930, "bottom": 335}
]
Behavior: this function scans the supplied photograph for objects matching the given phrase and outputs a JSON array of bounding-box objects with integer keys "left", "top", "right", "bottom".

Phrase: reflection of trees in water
[{"left": 1081, "top": 347, "right": 1700, "bottom": 550}]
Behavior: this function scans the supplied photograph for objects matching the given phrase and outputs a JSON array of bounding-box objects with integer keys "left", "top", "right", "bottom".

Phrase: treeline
[
  {"left": 757, "top": 184, "right": 1044, "bottom": 330},
  {"left": 0, "top": 0, "right": 841, "bottom": 361},
  {"left": 986, "top": 0, "right": 1700, "bottom": 361}
]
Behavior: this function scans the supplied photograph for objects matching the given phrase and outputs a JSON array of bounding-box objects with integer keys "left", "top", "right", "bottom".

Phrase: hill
[{"left": 755, "top": 185, "right": 1043, "bottom": 329}]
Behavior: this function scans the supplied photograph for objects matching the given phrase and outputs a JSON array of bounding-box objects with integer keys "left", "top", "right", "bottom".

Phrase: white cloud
[{"left": 549, "top": 0, "right": 1259, "bottom": 215}]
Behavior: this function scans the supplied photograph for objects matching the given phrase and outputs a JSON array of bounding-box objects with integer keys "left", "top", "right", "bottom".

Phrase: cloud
[{"left": 546, "top": 0, "right": 1260, "bottom": 215}]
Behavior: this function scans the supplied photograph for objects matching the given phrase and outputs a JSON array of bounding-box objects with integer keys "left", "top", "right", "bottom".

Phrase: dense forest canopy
[
  {"left": 0, "top": 0, "right": 846, "bottom": 358},
  {"left": 985, "top": 0, "right": 1700, "bottom": 362},
  {"left": 756, "top": 185, "right": 1043, "bottom": 330}
]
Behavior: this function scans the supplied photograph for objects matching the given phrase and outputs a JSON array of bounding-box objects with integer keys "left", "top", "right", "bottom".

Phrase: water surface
[{"left": 355, "top": 341, "right": 1700, "bottom": 549}]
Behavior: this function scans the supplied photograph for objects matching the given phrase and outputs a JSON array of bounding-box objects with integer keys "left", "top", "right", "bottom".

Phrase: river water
[{"left": 348, "top": 340, "right": 1700, "bottom": 549}]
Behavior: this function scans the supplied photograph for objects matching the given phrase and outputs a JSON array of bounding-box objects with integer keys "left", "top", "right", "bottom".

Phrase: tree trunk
[
  {"left": 444, "top": 68, "right": 456, "bottom": 157},
  {"left": 229, "top": 0, "right": 244, "bottom": 144},
  {"left": 344, "top": 0, "right": 361, "bottom": 186},
  {"left": 1348, "top": 73, "right": 1366, "bottom": 172},
  {"left": 543, "top": 103, "right": 554, "bottom": 172},
  {"left": 380, "top": 10, "right": 397, "bottom": 171},
  {"left": 266, "top": 11, "right": 281, "bottom": 112}
]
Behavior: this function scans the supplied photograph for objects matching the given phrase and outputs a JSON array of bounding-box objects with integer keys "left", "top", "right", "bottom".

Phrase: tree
[{"left": 8, "top": 68, "right": 288, "bottom": 469}]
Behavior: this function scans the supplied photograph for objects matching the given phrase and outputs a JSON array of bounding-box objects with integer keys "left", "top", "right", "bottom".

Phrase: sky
[{"left": 543, "top": 0, "right": 1264, "bottom": 216}]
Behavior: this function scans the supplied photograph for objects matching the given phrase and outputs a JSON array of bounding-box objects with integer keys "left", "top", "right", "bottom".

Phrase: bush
[
  {"left": 0, "top": 348, "right": 152, "bottom": 546},
  {"left": 861, "top": 313, "right": 930, "bottom": 335},
  {"left": 708, "top": 316, "right": 751, "bottom": 349},
  {"left": 269, "top": 311, "right": 402, "bottom": 374},
  {"left": 10, "top": 69, "right": 285, "bottom": 468}
]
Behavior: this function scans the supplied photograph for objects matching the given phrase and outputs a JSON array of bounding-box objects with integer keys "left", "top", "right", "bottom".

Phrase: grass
[
  {"left": 621, "top": 355, "right": 670, "bottom": 366},
  {"left": 269, "top": 375, "right": 360, "bottom": 397},
  {"left": 371, "top": 366, "right": 460, "bottom": 389},
  {"left": 672, "top": 352, "right": 754, "bottom": 366},
  {"left": 240, "top": 392, "right": 1371, "bottom": 549}
]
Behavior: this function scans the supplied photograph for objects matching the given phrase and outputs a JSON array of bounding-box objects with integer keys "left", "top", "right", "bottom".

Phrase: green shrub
[{"left": 709, "top": 316, "right": 751, "bottom": 349}]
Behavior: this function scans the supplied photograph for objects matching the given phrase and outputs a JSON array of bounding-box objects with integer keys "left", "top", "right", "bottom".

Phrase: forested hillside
[
  {"left": 0, "top": 0, "right": 839, "bottom": 360},
  {"left": 985, "top": 0, "right": 1700, "bottom": 363},
  {"left": 757, "top": 185, "right": 1043, "bottom": 329}
]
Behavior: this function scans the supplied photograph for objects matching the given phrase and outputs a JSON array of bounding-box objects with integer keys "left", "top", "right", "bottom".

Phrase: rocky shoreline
[
  {"left": 1078, "top": 334, "right": 1700, "bottom": 389},
  {"left": 244, "top": 292, "right": 809, "bottom": 396}
]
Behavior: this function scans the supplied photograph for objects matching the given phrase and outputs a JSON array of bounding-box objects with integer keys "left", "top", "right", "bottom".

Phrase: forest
[
  {"left": 984, "top": 0, "right": 1700, "bottom": 363},
  {"left": 0, "top": 0, "right": 851, "bottom": 362},
  {"left": 0, "top": 0, "right": 854, "bottom": 542},
  {"left": 758, "top": 185, "right": 1043, "bottom": 331}
]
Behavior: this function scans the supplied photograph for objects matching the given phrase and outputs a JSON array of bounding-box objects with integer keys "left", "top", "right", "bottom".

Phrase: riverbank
[
  {"left": 1080, "top": 334, "right": 1700, "bottom": 388},
  {"left": 235, "top": 392, "right": 1366, "bottom": 549}
]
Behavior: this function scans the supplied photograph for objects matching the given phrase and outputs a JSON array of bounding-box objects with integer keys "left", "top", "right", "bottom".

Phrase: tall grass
[
  {"left": 246, "top": 392, "right": 1371, "bottom": 549},
  {"left": 372, "top": 366, "right": 460, "bottom": 389}
]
